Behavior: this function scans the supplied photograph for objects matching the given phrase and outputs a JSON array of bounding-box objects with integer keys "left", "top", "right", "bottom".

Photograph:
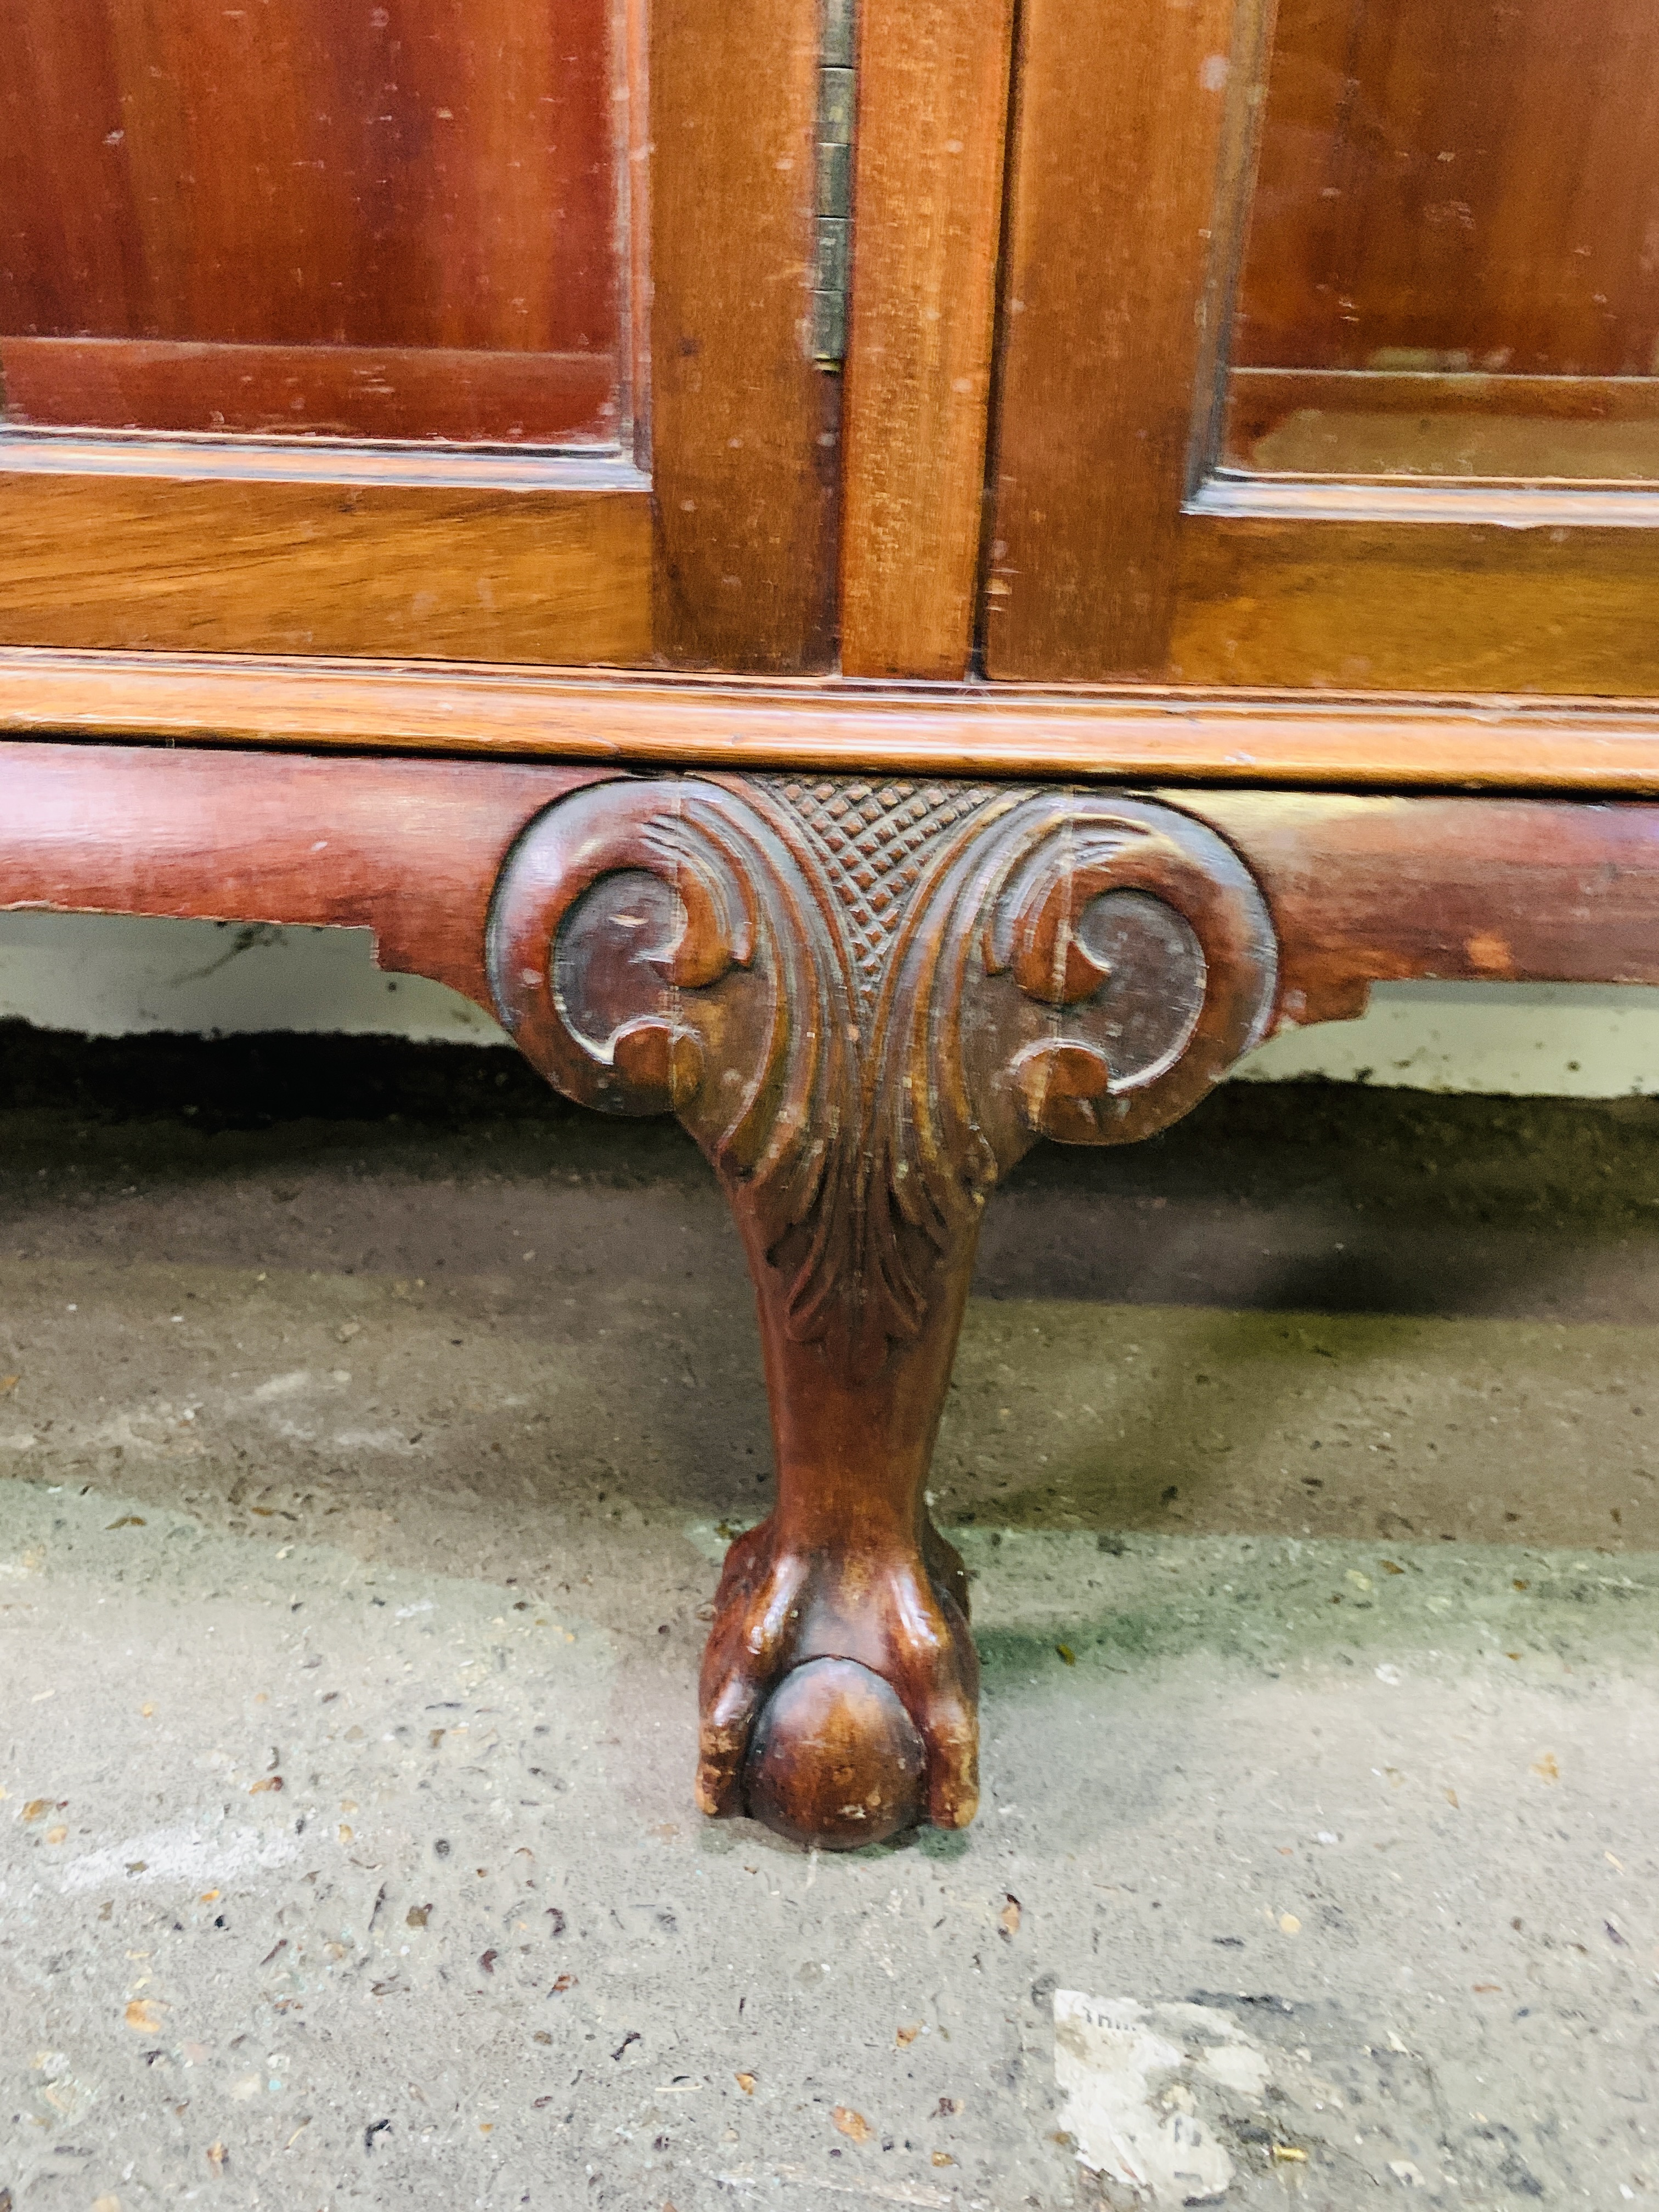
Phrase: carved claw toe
[
  {"left": 912, "top": 1664, "right": 979, "bottom": 1831},
  {"left": 695, "top": 1530, "right": 810, "bottom": 1819}
]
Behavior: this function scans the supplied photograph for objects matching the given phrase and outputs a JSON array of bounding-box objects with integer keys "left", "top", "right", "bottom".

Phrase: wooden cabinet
[
  {"left": 13, "top": 0, "right": 1655, "bottom": 698},
  {"left": 6, "top": 0, "right": 1659, "bottom": 1849}
]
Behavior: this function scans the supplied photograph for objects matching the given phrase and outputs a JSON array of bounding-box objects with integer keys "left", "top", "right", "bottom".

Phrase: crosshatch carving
[{"left": 761, "top": 776, "right": 1003, "bottom": 1003}]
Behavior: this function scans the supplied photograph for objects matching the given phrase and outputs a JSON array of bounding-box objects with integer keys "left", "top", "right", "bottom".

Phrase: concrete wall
[{"left": 5, "top": 907, "right": 1659, "bottom": 1096}]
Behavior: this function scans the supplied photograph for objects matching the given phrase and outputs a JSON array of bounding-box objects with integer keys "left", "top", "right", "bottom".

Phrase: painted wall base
[{"left": 4, "top": 911, "right": 1658, "bottom": 1099}]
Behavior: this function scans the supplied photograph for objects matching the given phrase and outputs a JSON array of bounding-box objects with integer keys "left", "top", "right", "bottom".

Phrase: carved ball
[{"left": 743, "top": 1658, "right": 927, "bottom": 1850}]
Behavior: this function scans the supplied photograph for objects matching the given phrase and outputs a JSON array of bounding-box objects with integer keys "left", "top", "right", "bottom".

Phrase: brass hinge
[{"left": 812, "top": 0, "right": 856, "bottom": 366}]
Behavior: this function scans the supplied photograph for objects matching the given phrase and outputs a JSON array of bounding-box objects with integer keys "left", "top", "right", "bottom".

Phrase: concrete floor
[{"left": 2, "top": 1032, "right": 1658, "bottom": 2210}]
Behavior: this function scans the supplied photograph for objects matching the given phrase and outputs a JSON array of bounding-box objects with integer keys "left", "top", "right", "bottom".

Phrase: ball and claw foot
[{"left": 696, "top": 1515, "right": 979, "bottom": 1849}]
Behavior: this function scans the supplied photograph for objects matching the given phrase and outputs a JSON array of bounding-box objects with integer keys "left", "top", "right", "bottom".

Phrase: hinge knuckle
[{"left": 812, "top": 0, "right": 857, "bottom": 365}]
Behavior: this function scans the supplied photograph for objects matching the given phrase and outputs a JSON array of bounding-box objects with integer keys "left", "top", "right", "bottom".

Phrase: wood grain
[
  {"left": 0, "top": 742, "right": 602, "bottom": 1007},
  {"left": 488, "top": 774, "right": 1003, "bottom": 1835},
  {"left": 12, "top": 740, "right": 1659, "bottom": 1060},
  {"left": 985, "top": 0, "right": 1659, "bottom": 693},
  {"left": 985, "top": 0, "right": 1251, "bottom": 679},
  {"left": 2, "top": 338, "right": 619, "bottom": 447},
  {"left": 650, "top": 0, "right": 836, "bottom": 669},
  {"left": 0, "top": 471, "right": 651, "bottom": 662},
  {"left": 838, "top": 0, "right": 1016, "bottom": 678},
  {"left": 489, "top": 774, "right": 1280, "bottom": 1837},
  {"left": 1187, "top": 789, "right": 1659, "bottom": 1026},
  {"left": 12, "top": 652, "right": 1659, "bottom": 790},
  {"left": 1, "top": 0, "right": 618, "bottom": 436},
  {"left": 1170, "top": 512, "right": 1659, "bottom": 695},
  {"left": 1234, "top": 0, "right": 1659, "bottom": 380}
]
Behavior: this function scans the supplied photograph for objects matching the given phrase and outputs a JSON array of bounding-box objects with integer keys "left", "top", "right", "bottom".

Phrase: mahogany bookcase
[{"left": 4, "top": 0, "right": 1658, "bottom": 1847}]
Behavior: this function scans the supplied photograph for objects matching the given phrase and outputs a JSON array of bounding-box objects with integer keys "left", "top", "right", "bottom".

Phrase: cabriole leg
[
  {"left": 488, "top": 772, "right": 1277, "bottom": 1845},
  {"left": 699, "top": 1217, "right": 982, "bottom": 1844}
]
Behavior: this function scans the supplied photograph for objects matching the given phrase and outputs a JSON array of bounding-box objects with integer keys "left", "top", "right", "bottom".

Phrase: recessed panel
[
  {"left": 0, "top": 0, "right": 621, "bottom": 444},
  {"left": 1226, "top": 0, "right": 1659, "bottom": 481}
]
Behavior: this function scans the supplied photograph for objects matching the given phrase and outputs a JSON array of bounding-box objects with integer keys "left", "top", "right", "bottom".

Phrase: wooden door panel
[
  {"left": 0, "top": 337, "right": 619, "bottom": 447},
  {"left": 1169, "top": 510, "right": 1659, "bottom": 695},
  {"left": 1227, "top": 0, "right": 1659, "bottom": 486},
  {"left": 987, "top": 0, "right": 1659, "bottom": 693},
  {"left": 837, "top": 0, "right": 1017, "bottom": 679},
  {"left": 648, "top": 0, "right": 837, "bottom": 669},
  {"left": 0, "top": 0, "right": 836, "bottom": 670}
]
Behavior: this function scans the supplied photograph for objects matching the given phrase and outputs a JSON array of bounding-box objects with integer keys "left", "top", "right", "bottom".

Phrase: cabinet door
[
  {"left": 0, "top": 0, "right": 836, "bottom": 669},
  {"left": 986, "top": 0, "right": 1659, "bottom": 693}
]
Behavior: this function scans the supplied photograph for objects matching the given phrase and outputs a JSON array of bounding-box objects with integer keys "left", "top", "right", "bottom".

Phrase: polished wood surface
[
  {"left": 1191, "top": 789, "right": 1659, "bottom": 1022},
  {"left": 10, "top": 744, "right": 1659, "bottom": 1032},
  {"left": 14, "top": 651, "right": 1659, "bottom": 792},
  {"left": 487, "top": 775, "right": 1279, "bottom": 1837},
  {"left": 0, "top": 0, "right": 837, "bottom": 671},
  {"left": 649, "top": 0, "right": 837, "bottom": 670},
  {"left": 1234, "top": 0, "right": 1659, "bottom": 382},
  {"left": 839, "top": 0, "right": 1015, "bottom": 678},
  {"left": 1169, "top": 511, "right": 1659, "bottom": 695},
  {"left": 0, "top": 467, "right": 651, "bottom": 662},
  {"left": 1, "top": 0, "right": 619, "bottom": 442},
  {"left": 742, "top": 1659, "right": 927, "bottom": 1850},
  {"left": 985, "top": 0, "right": 1256, "bottom": 679},
  {"left": 7, "top": 0, "right": 1659, "bottom": 1835},
  {"left": 0, "top": 743, "right": 599, "bottom": 1008}
]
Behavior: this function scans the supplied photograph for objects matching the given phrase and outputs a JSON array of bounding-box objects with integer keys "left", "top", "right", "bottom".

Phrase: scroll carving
[
  {"left": 489, "top": 776, "right": 1277, "bottom": 1373},
  {"left": 488, "top": 774, "right": 1278, "bottom": 1843}
]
